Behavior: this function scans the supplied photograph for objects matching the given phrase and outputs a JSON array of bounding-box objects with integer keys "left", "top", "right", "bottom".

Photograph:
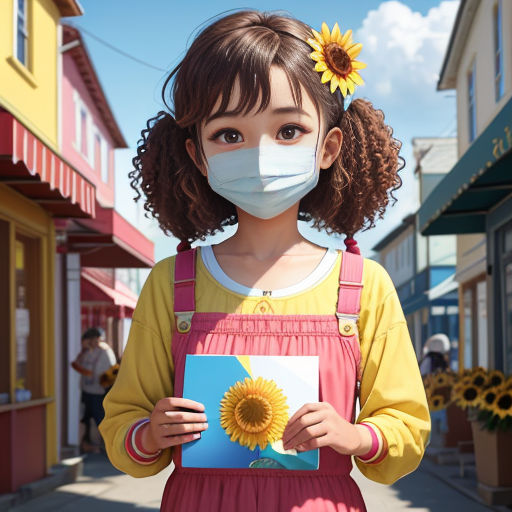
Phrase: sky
[{"left": 63, "top": 0, "right": 460, "bottom": 262}]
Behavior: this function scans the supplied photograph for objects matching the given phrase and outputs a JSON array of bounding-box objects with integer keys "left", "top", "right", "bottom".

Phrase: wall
[
  {"left": 61, "top": 52, "right": 115, "bottom": 207},
  {"left": 379, "top": 225, "right": 415, "bottom": 288},
  {"left": 455, "top": 0, "right": 512, "bottom": 157},
  {"left": 0, "top": 0, "right": 60, "bottom": 150}
]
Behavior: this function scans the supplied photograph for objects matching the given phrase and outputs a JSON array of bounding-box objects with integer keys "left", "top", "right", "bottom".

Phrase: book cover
[{"left": 182, "top": 354, "right": 319, "bottom": 470}]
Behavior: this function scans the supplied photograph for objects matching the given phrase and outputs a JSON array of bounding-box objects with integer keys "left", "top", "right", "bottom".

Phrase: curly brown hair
[{"left": 130, "top": 10, "right": 403, "bottom": 244}]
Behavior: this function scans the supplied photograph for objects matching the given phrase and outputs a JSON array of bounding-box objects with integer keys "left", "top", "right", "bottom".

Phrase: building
[
  {"left": 0, "top": 0, "right": 86, "bottom": 494},
  {"left": 372, "top": 138, "right": 459, "bottom": 364},
  {"left": 0, "top": 1, "right": 154, "bottom": 495},
  {"left": 53, "top": 24, "right": 154, "bottom": 459},
  {"left": 418, "top": 0, "right": 512, "bottom": 372}
]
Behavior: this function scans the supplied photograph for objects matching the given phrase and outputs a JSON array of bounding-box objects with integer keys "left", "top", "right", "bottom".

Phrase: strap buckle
[
  {"left": 336, "top": 312, "right": 359, "bottom": 337},
  {"left": 175, "top": 311, "right": 194, "bottom": 334}
]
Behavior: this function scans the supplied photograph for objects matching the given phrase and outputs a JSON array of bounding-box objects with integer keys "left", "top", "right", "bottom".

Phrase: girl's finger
[
  {"left": 282, "top": 410, "right": 324, "bottom": 445},
  {"left": 284, "top": 422, "right": 327, "bottom": 450},
  {"left": 162, "top": 411, "right": 208, "bottom": 423},
  {"left": 158, "top": 432, "right": 202, "bottom": 449},
  {"left": 156, "top": 397, "right": 206, "bottom": 412},
  {"left": 296, "top": 435, "right": 329, "bottom": 452},
  {"left": 160, "top": 422, "right": 208, "bottom": 436},
  {"left": 284, "top": 403, "right": 323, "bottom": 433}
]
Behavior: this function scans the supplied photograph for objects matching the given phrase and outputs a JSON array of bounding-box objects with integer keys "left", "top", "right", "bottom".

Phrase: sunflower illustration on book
[{"left": 219, "top": 376, "right": 289, "bottom": 450}]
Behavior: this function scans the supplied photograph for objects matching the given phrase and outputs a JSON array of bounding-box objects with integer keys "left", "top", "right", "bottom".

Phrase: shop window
[
  {"left": 494, "top": 1, "right": 504, "bottom": 102},
  {"left": 467, "top": 60, "right": 477, "bottom": 143},
  {"left": 463, "top": 288, "right": 473, "bottom": 368},
  {"left": 0, "top": 220, "right": 10, "bottom": 404},
  {"left": 15, "top": 0, "right": 28, "bottom": 67},
  {"left": 15, "top": 233, "right": 42, "bottom": 402},
  {"left": 476, "top": 281, "right": 488, "bottom": 367}
]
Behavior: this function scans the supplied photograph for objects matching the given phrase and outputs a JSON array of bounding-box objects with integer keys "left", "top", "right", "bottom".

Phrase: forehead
[{"left": 206, "top": 66, "right": 319, "bottom": 123}]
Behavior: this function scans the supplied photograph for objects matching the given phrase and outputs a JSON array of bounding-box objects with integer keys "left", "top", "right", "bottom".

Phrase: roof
[
  {"left": 437, "top": 0, "right": 480, "bottom": 91},
  {"left": 53, "top": 0, "right": 83, "bottom": 17},
  {"left": 62, "top": 25, "right": 127, "bottom": 148},
  {"left": 412, "top": 137, "right": 457, "bottom": 175},
  {"left": 372, "top": 214, "right": 416, "bottom": 252}
]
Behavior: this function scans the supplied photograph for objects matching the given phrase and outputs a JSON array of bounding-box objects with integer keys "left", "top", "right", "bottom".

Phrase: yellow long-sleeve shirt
[{"left": 100, "top": 249, "right": 430, "bottom": 485}]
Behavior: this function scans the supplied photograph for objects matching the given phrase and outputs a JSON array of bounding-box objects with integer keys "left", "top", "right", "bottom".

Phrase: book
[{"left": 182, "top": 354, "right": 319, "bottom": 470}]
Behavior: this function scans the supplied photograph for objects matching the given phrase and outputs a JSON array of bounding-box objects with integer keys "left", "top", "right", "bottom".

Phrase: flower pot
[
  {"left": 444, "top": 403, "right": 473, "bottom": 448},
  {"left": 471, "top": 421, "right": 512, "bottom": 487}
]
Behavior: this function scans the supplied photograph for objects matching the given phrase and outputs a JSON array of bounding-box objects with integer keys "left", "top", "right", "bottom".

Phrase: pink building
[{"left": 54, "top": 24, "right": 153, "bottom": 457}]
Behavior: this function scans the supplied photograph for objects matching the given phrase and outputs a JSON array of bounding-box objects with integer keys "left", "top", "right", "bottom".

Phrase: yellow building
[{"left": 0, "top": 0, "right": 89, "bottom": 495}]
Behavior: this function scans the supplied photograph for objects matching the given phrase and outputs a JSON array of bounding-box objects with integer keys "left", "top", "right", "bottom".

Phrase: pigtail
[
  {"left": 129, "top": 111, "right": 237, "bottom": 243},
  {"left": 301, "top": 98, "right": 403, "bottom": 247}
]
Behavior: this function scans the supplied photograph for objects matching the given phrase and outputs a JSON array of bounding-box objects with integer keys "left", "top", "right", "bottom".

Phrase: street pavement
[{"left": 10, "top": 453, "right": 498, "bottom": 512}]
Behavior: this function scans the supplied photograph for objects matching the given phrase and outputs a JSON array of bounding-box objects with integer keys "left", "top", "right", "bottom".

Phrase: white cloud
[{"left": 356, "top": 1, "right": 459, "bottom": 99}]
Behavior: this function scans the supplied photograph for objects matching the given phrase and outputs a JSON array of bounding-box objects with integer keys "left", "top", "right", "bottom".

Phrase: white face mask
[{"left": 206, "top": 145, "right": 319, "bottom": 219}]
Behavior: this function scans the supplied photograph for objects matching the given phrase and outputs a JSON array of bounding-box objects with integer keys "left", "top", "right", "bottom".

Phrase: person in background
[
  {"left": 419, "top": 333, "right": 450, "bottom": 377},
  {"left": 71, "top": 327, "right": 116, "bottom": 450}
]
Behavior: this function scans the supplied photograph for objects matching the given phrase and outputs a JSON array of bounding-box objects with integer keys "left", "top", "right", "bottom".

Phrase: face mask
[{"left": 206, "top": 145, "right": 319, "bottom": 219}]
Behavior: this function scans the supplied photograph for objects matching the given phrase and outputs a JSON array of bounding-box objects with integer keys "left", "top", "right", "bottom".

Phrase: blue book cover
[{"left": 182, "top": 355, "right": 319, "bottom": 470}]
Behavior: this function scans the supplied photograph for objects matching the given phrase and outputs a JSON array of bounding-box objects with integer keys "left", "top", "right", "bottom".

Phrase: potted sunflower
[
  {"left": 453, "top": 368, "right": 512, "bottom": 497},
  {"left": 423, "top": 369, "right": 472, "bottom": 448}
]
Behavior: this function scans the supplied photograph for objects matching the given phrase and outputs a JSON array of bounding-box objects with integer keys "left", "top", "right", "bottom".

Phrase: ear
[
  {"left": 319, "top": 127, "right": 343, "bottom": 170},
  {"left": 185, "top": 138, "right": 207, "bottom": 177}
]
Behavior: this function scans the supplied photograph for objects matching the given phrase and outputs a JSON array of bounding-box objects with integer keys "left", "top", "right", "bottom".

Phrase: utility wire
[{"left": 69, "top": 23, "right": 167, "bottom": 73}]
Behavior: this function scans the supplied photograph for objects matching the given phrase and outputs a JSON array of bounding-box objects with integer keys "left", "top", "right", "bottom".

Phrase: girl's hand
[
  {"left": 141, "top": 397, "right": 208, "bottom": 453},
  {"left": 281, "top": 402, "right": 372, "bottom": 456}
]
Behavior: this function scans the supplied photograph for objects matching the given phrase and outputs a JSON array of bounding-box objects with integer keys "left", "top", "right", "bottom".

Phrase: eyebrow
[{"left": 205, "top": 106, "right": 312, "bottom": 126}]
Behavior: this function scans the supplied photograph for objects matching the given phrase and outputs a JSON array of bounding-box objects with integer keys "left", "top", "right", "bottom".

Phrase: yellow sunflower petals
[
  {"left": 311, "top": 28, "right": 324, "bottom": 45},
  {"left": 330, "top": 75, "right": 339, "bottom": 94},
  {"left": 347, "top": 43, "right": 363, "bottom": 59},
  {"left": 346, "top": 78, "right": 355, "bottom": 95},
  {"left": 331, "top": 22, "right": 341, "bottom": 43},
  {"left": 310, "top": 51, "right": 324, "bottom": 62},
  {"left": 339, "top": 78, "right": 348, "bottom": 97},
  {"left": 321, "top": 22, "right": 331, "bottom": 44},
  {"left": 321, "top": 69, "right": 333, "bottom": 83},
  {"left": 307, "top": 38, "right": 323, "bottom": 53},
  {"left": 351, "top": 60, "right": 367, "bottom": 70},
  {"left": 315, "top": 61, "right": 328, "bottom": 72},
  {"left": 349, "top": 71, "right": 364, "bottom": 85},
  {"left": 340, "top": 29, "right": 352, "bottom": 47}
]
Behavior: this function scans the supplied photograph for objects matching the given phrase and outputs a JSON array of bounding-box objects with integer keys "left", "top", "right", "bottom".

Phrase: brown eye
[
  {"left": 280, "top": 126, "right": 296, "bottom": 140},
  {"left": 222, "top": 130, "right": 242, "bottom": 143}
]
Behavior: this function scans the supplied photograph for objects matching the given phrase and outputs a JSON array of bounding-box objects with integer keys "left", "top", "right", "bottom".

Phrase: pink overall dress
[{"left": 161, "top": 248, "right": 367, "bottom": 512}]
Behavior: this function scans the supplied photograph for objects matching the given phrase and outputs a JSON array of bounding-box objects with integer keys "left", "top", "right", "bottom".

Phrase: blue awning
[{"left": 419, "top": 96, "right": 512, "bottom": 236}]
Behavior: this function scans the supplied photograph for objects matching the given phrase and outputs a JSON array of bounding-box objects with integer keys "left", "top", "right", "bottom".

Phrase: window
[
  {"left": 94, "top": 133, "right": 102, "bottom": 174},
  {"left": 101, "top": 140, "right": 109, "bottom": 183},
  {"left": 15, "top": 0, "right": 28, "bottom": 66},
  {"left": 467, "top": 61, "right": 477, "bottom": 142},
  {"left": 494, "top": 1, "right": 504, "bottom": 102},
  {"left": 80, "top": 108, "right": 88, "bottom": 156}
]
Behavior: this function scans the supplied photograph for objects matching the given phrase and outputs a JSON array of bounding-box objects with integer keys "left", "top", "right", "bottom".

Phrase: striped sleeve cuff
[
  {"left": 124, "top": 418, "right": 162, "bottom": 465},
  {"left": 356, "top": 422, "right": 388, "bottom": 465}
]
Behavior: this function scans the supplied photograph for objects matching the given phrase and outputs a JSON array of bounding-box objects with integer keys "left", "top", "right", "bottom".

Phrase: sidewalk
[{"left": 8, "top": 453, "right": 506, "bottom": 511}]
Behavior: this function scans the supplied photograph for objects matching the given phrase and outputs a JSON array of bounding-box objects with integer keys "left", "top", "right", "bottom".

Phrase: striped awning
[{"left": 0, "top": 111, "right": 95, "bottom": 218}]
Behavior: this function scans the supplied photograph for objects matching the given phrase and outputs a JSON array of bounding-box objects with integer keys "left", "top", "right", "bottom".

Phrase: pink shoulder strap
[
  {"left": 173, "top": 248, "right": 197, "bottom": 333},
  {"left": 336, "top": 251, "right": 364, "bottom": 335}
]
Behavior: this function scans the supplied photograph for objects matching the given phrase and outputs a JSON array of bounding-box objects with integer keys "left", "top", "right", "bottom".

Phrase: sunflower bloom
[
  {"left": 457, "top": 384, "right": 480, "bottom": 409},
  {"left": 307, "top": 22, "right": 366, "bottom": 96},
  {"left": 477, "top": 386, "right": 501, "bottom": 412},
  {"left": 428, "top": 394, "right": 447, "bottom": 412},
  {"left": 487, "top": 370, "right": 506, "bottom": 388},
  {"left": 493, "top": 389, "right": 512, "bottom": 419},
  {"left": 219, "top": 377, "right": 289, "bottom": 450}
]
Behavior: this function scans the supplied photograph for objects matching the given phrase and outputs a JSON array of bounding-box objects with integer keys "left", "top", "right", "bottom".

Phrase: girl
[{"left": 100, "top": 10, "right": 430, "bottom": 512}]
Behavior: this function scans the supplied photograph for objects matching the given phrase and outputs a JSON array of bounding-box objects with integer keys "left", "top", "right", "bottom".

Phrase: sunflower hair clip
[{"left": 307, "top": 22, "right": 366, "bottom": 97}]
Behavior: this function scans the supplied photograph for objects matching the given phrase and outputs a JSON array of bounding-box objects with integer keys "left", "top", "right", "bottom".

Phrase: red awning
[
  {"left": 81, "top": 269, "right": 138, "bottom": 310},
  {"left": 67, "top": 202, "right": 154, "bottom": 268},
  {"left": 0, "top": 111, "right": 95, "bottom": 218}
]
